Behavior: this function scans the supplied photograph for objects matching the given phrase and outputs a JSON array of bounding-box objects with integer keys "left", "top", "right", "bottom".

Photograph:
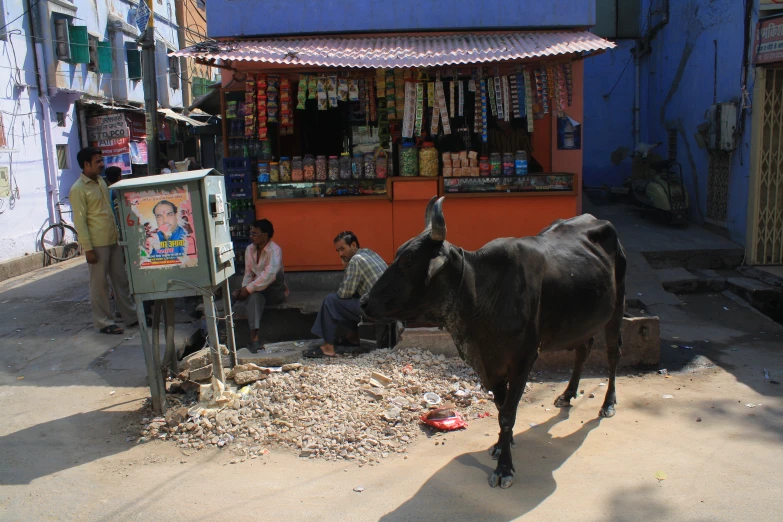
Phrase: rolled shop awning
[{"left": 171, "top": 30, "right": 615, "bottom": 69}]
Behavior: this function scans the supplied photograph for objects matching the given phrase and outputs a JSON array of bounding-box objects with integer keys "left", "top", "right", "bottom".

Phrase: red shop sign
[{"left": 754, "top": 15, "right": 783, "bottom": 65}]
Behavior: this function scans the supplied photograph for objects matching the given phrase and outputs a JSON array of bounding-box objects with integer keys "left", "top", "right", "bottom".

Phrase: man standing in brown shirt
[{"left": 70, "top": 147, "right": 137, "bottom": 334}]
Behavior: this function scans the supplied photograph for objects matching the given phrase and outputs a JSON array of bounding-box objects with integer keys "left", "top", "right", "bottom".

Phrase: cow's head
[{"left": 361, "top": 196, "right": 454, "bottom": 321}]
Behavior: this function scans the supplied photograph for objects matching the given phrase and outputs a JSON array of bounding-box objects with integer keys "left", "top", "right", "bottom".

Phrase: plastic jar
[
  {"left": 351, "top": 153, "right": 364, "bottom": 180},
  {"left": 502, "top": 152, "right": 514, "bottom": 177},
  {"left": 375, "top": 150, "right": 388, "bottom": 179},
  {"left": 515, "top": 150, "right": 528, "bottom": 175},
  {"left": 363, "top": 152, "right": 376, "bottom": 179},
  {"left": 316, "top": 155, "right": 327, "bottom": 181},
  {"left": 279, "top": 157, "right": 292, "bottom": 182},
  {"left": 257, "top": 161, "right": 270, "bottom": 183},
  {"left": 269, "top": 162, "right": 280, "bottom": 182},
  {"left": 291, "top": 156, "right": 304, "bottom": 181},
  {"left": 303, "top": 154, "right": 315, "bottom": 181},
  {"left": 400, "top": 142, "right": 418, "bottom": 177},
  {"left": 328, "top": 156, "right": 340, "bottom": 180},
  {"left": 419, "top": 142, "right": 438, "bottom": 177},
  {"left": 489, "top": 152, "right": 502, "bottom": 177},
  {"left": 479, "top": 156, "right": 490, "bottom": 177},
  {"left": 339, "top": 153, "right": 351, "bottom": 180}
]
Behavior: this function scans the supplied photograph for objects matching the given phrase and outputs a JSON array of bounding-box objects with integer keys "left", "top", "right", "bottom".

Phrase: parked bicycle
[{"left": 41, "top": 199, "right": 80, "bottom": 262}]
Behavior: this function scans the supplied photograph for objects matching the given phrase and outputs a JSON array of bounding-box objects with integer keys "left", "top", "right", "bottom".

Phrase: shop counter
[
  {"left": 437, "top": 174, "right": 578, "bottom": 251},
  {"left": 252, "top": 174, "right": 578, "bottom": 271},
  {"left": 254, "top": 179, "right": 393, "bottom": 271},
  {"left": 389, "top": 177, "right": 440, "bottom": 252}
]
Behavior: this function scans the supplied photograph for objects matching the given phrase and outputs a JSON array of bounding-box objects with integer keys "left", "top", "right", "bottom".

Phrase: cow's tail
[
  {"left": 612, "top": 236, "right": 627, "bottom": 351},
  {"left": 615, "top": 239, "right": 627, "bottom": 286}
]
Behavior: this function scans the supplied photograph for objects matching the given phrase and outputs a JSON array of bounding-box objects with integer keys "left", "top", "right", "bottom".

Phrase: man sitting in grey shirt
[{"left": 305, "top": 231, "right": 387, "bottom": 358}]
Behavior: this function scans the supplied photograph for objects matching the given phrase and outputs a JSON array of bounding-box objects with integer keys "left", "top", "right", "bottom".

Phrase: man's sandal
[
  {"left": 303, "top": 346, "right": 337, "bottom": 358},
  {"left": 100, "top": 325, "right": 124, "bottom": 335}
]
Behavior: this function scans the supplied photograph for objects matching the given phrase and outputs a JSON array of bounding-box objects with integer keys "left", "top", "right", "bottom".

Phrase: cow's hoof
[
  {"left": 554, "top": 395, "right": 572, "bottom": 408},
  {"left": 489, "top": 472, "right": 500, "bottom": 487},
  {"left": 599, "top": 405, "right": 616, "bottom": 418},
  {"left": 489, "top": 471, "right": 514, "bottom": 488},
  {"left": 489, "top": 444, "right": 501, "bottom": 460}
]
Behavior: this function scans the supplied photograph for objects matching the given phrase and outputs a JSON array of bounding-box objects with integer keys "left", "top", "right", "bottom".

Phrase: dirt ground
[{"left": 0, "top": 259, "right": 781, "bottom": 521}]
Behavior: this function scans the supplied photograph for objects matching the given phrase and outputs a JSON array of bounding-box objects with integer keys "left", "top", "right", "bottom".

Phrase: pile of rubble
[{"left": 137, "top": 348, "right": 494, "bottom": 465}]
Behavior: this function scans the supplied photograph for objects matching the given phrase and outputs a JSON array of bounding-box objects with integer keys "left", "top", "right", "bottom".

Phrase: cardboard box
[{"left": 443, "top": 167, "right": 453, "bottom": 177}]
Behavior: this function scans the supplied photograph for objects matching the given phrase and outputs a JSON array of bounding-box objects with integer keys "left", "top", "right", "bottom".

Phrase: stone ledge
[{"left": 396, "top": 315, "right": 660, "bottom": 372}]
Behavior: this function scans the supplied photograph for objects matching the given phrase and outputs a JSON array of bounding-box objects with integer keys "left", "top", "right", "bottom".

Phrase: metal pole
[
  {"left": 163, "top": 298, "right": 178, "bottom": 375},
  {"left": 202, "top": 293, "right": 226, "bottom": 383},
  {"left": 221, "top": 279, "right": 237, "bottom": 367},
  {"left": 136, "top": 297, "right": 167, "bottom": 414},
  {"left": 140, "top": 0, "right": 160, "bottom": 175}
]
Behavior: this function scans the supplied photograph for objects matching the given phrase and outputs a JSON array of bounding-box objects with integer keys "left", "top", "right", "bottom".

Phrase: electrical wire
[
  {"left": 602, "top": 0, "right": 656, "bottom": 98},
  {"left": 0, "top": 0, "right": 42, "bottom": 36}
]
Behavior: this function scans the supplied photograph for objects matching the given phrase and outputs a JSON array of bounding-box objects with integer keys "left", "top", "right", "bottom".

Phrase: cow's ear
[{"left": 425, "top": 244, "right": 449, "bottom": 285}]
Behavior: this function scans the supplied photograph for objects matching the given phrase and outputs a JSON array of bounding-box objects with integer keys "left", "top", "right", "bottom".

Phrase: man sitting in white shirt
[{"left": 232, "top": 219, "right": 287, "bottom": 353}]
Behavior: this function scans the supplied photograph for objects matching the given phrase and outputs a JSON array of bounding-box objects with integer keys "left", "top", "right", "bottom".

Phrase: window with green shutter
[
  {"left": 69, "top": 25, "right": 89, "bottom": 64},
  {"left": 127, "top": 48, "right": 142, "bottom": 81},
  {"left": 97, "top": 41, "right": 113, "bottom": 73}
]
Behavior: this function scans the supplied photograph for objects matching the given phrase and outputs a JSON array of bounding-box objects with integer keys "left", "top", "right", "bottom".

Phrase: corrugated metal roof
[
  {"left": 159, "top": 108, "right": 208, "bottom": 127},
  {"left": 172, "top": 31, "right": 615, "bottom": 68}
]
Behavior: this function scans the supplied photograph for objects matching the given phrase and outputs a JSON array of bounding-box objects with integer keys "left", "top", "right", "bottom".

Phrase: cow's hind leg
[
  {"left": 600, "top": 300, "right": 624, "bottom": 418},
  {"left": 489, "top": 352, "right": 538, "bottom": 489},
  {"left": 554, "top": 338, "right": 594, "bottom": 408}
]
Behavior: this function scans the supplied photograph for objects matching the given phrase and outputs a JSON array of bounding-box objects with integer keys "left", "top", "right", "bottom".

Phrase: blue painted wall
[
  {"left": 583, "top": 0, "right": 756, "bottom": 245},
  {"left": 583, "top": 40, "right": 636, "bottom": 189},
  {"left": 206, "top": 0, "right": 595, "bottom": 38}
]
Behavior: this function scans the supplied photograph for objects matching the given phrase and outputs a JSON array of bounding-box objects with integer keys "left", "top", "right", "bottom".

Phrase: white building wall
[{"left": 0, "top": 0, "right": 185, "bottom": 263}]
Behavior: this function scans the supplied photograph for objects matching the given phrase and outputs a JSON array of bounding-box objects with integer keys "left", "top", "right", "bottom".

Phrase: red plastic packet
[{"left": 420, "top": 407, "right": 468, "bottom": 431}]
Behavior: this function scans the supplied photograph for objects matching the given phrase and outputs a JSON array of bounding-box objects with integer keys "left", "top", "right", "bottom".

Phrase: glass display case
[
  {"left": 257, "top": 179, "right": 389, "bottom": 200},
  {"left": 442, "top": 174, "right": 574, "bottom": 195}
]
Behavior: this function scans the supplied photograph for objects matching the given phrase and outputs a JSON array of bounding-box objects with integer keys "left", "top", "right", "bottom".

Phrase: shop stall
[{"left": 174, "top": 32, "right": 613, "bottom": 271}]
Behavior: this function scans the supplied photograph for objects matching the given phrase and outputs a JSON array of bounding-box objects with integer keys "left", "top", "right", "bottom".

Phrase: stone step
[
  {"left": 655, "top": 267, "right": 728, "bottom": 294},
  {"left": 396, "top": 315, "right": 660, "bottom": 372}
]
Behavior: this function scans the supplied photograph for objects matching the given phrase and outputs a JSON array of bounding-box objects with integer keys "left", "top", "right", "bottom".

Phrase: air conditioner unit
[
  {"left": 54, "top": 19, "right": 71, "bottom": 61},
  {"left": 706, "top": 102, "right": 738, "bottom": 151}
]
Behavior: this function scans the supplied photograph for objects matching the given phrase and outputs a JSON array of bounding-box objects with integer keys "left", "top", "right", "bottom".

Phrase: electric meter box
[{"left": 111, "top": 169, "right": 235, "bottom": 297}]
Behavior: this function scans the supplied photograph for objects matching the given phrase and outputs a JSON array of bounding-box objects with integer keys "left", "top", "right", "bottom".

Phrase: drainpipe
[
  {"left": 27, "top": 0, "right": 58, "bottom": 227},
  {"left": 633, "top": 51, "right": 640, "bottom": 151},
  {"left": 632, "top": 0, "right": 670, "bottom": 151},
  {"left": 36, "top": 0, "right": 57, "bottom": 96},
  {"left": 174, "top": 0, "right": 191, "bottom": 113}
]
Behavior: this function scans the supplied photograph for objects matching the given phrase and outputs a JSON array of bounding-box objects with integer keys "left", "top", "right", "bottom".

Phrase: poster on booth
[
  {"left": 124, "top": 185, "right": 198, "bottom": 269},
  {"left": 87, "top": 113, "right": 132, "bottom": 175}
]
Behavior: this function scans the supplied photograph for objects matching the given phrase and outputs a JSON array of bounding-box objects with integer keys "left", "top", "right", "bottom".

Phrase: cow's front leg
[
  {"left": 488, "top": 383, "right": 507, "bottom": 460},
  {"left": 489, "top": 356, "right": 537, "bottom": 489}
]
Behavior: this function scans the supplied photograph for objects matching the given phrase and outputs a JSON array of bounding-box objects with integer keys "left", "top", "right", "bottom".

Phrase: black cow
[{"left": 360, "top": 196, "right": 627, "bottom": 489}]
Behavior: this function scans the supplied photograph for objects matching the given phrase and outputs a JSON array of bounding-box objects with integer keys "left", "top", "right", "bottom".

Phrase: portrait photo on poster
[{"left": 124, "top": 185, "right": 198, "bottom": 269}]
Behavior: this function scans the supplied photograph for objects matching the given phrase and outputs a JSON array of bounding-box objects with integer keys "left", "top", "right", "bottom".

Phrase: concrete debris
[
  {"left": 134, "top": 347, "right": 493, "bottom": 464},
  {"left": 234, "top": 370, "right": 270, "bottom": 386},
  {"left": 180, "top": 349, "right": 211, "bottom": 372},
  {"left": 184, "top": 364, "right": 213, "bottom": 382}
]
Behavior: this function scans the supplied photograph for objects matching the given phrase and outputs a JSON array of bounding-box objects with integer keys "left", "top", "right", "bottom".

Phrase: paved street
[{"left": 0, "top": 257, "right": 781, "bottom": 521}]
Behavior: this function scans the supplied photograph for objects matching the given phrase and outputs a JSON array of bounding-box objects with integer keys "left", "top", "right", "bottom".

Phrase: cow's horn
[
  {"left": 430, "top": 197, "right": 446, "bottom": 241},
  {"left": 424, "top": 196, "right": 438, "bottom": 228}
]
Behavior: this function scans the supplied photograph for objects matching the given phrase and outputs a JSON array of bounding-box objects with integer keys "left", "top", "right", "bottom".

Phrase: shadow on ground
[
  {"left": 0, "top": 404, "right": 146, "bottom": 485},
  {"left": 380, "top": 409, "right": 602, "bottom": 521},
  {"left": 656, "top": 293, "right": 783, "bottom": 399}
]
